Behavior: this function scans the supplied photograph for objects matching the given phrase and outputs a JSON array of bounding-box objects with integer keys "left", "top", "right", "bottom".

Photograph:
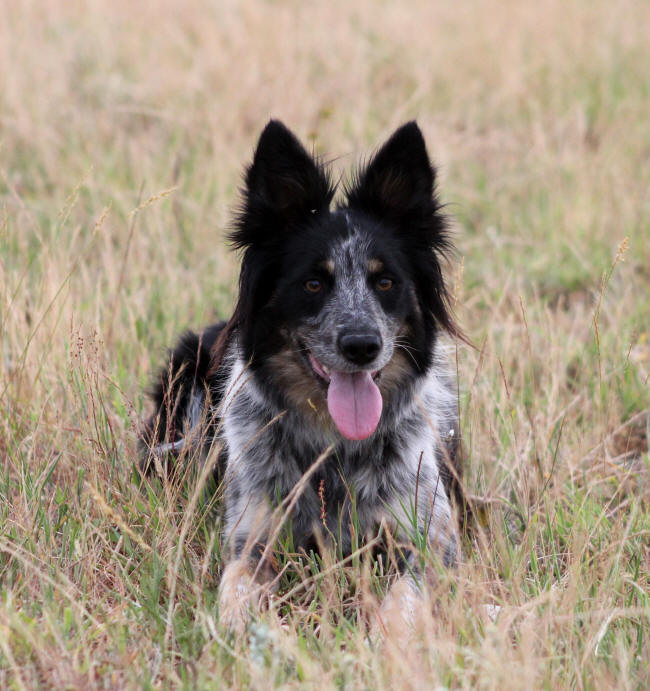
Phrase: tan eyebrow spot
[
  {"left": 320, "top": 258, "right": 335, "bottom": 274},
  {"left": 367, "top": 258, "right": 384, "bottom": 273}
]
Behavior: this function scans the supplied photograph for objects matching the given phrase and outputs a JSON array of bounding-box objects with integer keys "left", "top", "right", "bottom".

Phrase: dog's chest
[{"left": 230, "top": 410, "right": 429, "bottom": 530}]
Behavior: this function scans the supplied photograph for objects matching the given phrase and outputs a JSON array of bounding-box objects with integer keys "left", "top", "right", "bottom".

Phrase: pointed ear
[
  {"left": 231, "top": 120, "right": 334, "bottom": 249},
  {"left": 346, "top": 123, "right": 465, "bottom": 342},
  {"left": 346, "top": 122, "right": 436, "bottom": 219}
]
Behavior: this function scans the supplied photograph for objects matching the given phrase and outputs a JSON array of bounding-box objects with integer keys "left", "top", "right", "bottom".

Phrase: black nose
[{"left": 338, "top": 331, "right": 382, "bottom": 366}]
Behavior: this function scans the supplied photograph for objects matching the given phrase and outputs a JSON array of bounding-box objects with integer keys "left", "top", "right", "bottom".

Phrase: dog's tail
[{"left": 138, "top": 321, "right": 227, "bottom": 476}]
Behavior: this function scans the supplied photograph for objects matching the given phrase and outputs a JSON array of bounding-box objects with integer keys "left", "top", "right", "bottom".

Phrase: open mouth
[
  {"left": 306, "top": 351, "right": 383, "bottom": 441},
  {"left": 308, "top": 353, "right": 381, "bottom": 383}
]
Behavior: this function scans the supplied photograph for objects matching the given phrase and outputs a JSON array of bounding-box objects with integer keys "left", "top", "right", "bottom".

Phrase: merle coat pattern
[{"left": 141, "top": 120, "right": 464, "bottom": 634}]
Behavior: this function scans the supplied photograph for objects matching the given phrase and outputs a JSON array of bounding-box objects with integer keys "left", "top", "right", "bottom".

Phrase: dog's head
[{"left": 229, "top": 120, "right": 458, "bottom": 441}]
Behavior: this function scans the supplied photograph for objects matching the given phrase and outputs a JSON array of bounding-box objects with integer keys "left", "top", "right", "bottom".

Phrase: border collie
[{"left": 140, "top": 120, "right": 465, "bottom": 636}]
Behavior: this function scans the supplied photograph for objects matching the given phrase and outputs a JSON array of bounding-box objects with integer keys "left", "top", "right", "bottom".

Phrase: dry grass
[{"left": 1, "top": 0, "right": 649, "bottom": 688}]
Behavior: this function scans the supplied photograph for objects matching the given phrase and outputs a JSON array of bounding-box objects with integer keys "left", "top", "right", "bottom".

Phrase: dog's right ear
[{"left": 231, "top": 120, "right": 334, "bottom": 249}]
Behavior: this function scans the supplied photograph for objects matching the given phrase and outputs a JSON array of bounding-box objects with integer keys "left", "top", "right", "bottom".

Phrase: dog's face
[{"left": 230, "top": 121, "right": 456, "bottom": 441}]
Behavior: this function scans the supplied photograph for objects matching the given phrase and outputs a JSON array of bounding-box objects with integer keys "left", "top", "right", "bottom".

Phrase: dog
[{"left": 140, "top": 120, "right": 465, "bottom": 636}]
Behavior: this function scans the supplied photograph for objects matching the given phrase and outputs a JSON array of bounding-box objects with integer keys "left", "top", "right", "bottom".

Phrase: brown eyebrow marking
[
  {"left": 320, "top": 258, "right": 335, "bottom": 274},
  {"left": 367, "top": 258, "right": 384, "bottom": 273}
]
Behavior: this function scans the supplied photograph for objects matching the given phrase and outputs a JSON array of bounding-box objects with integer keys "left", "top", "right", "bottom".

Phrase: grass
[{"left": 1, "top": 0, "right": 649, "bottom": 687}]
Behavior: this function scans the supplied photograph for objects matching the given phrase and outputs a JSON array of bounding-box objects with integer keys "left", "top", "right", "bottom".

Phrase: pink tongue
[{"left": 327, "top": 371, "right": 383, "bottom": 440}]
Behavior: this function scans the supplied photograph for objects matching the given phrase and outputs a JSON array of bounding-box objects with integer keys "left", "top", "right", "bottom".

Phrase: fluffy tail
[{"left": 139, "top": 321, "right": 226, "bottom": 475}]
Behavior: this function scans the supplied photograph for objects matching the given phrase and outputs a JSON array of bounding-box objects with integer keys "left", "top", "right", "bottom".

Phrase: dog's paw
[
  {"left": 218, "top": 559, "right": 261, "bottom": 635},
  {"left": 369, "top": 576, "right": 422, "bottom": 646}
]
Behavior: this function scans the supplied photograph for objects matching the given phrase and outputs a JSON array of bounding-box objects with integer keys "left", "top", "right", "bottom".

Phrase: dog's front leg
[
  {"left": 218, "top": 495, "right": 276, "bottom": 634},
  {"left": 372, "top": 480, "right": 459, "bottom": 642}
]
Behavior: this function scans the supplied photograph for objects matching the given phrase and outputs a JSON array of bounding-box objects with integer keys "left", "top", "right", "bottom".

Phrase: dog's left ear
[
  {"left": 347, "top": 123, "right": 464, "bottom": 341},
  {"left": 346, "top": 121, "right": 437, "bottom": 221}
]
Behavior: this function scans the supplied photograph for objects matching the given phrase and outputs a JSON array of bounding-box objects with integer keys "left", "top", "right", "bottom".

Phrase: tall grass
[{"left": 1, "top": 0, "right": 648, "bottom": 687}]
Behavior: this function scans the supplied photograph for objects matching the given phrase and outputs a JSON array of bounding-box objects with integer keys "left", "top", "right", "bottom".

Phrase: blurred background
[
  {"left": 2, "top": 0, "right": 648, "bottom": 379},
  {"left": 0, "top": 1, "right": 648, "bottom": 686}
]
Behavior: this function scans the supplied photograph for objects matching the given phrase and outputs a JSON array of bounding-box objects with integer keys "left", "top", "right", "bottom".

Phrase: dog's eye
[
  {"left": 376, "top": 277, "right": 393, "bottom": 291},
  {"left": 305, "top": 279, "right": 322, "bottom": 293}
]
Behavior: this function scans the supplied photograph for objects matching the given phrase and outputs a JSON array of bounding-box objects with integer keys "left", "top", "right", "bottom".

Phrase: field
[{"left": 1, "top": 0, "right": 649, "bottom": 688}]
